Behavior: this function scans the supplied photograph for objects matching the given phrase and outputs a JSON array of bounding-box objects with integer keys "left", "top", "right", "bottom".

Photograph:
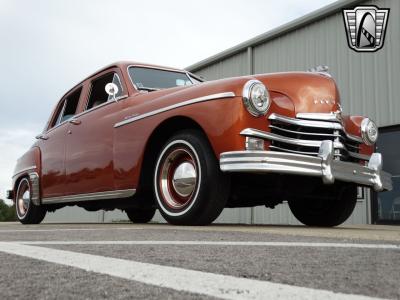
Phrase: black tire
[
  {"left": 154, "top": 129, "right": 230, "bottom": 225},
  {"left": 288, "top": 183, "right": 357, "bottom": 227},
  {"left": 15, "top": 178, "right": 46, "bottom": 224},
  {"left": 126, "top": 208, "right": 156, "bottom": 223}
]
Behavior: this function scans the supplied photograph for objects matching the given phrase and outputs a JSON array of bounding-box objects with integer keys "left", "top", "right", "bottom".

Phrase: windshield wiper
[{"left": 137, "top": 87, "right": 160, "bottom": 92}]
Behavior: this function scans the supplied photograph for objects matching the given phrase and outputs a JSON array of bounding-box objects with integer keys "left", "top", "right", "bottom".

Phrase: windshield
[{"left": 128, "top": 67, "right": 197, "bottom": 91}]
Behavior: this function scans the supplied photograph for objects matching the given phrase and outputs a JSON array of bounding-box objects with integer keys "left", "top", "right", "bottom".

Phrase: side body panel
[
  {"left": 37, "top": 124, "right": 68, "bottom": 198},
  {"left": 64, "top": 68, "right": 128, "bottom": 195},
  {"left": 64, "top": 102, "right": 122, "bottom": 194}
]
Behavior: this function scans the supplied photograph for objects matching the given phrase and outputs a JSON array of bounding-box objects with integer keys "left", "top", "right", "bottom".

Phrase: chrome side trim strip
[
  {"left": 42, "top": 189, "right": 136, "bottom": 204},
  {"left": 12, "top": 166, "right": 37, "bottom": 178},
  {"left": 114, "top": 92, "right": 236, "bottom": 128}
]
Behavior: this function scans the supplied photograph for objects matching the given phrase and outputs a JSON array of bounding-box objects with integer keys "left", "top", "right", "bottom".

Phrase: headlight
[
  {"left": 242, "top": 80, "right": 270, "bottom": 116},
  {"left": 361, "top": 118, "right": 378, "bottom": 145}
]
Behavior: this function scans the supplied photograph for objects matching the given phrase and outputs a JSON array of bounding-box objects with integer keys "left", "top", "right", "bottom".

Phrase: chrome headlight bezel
[
  {"left": 242, "top": 80, "right": 270, "bottom": 117},
  {"left": 361, "top": 118, "right": 378, "bottom": 145}
]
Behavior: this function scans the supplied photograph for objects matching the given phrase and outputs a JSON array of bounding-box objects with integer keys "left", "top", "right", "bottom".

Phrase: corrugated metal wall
[
  {"left": 193, "top": 51, "right": 249, "bottom": 81},
  {"left": 44, "top": 0, "right": 396, "bottom": 225}
]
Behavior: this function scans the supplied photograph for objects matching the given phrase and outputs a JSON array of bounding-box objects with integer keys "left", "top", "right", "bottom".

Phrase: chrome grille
[{"left": 267, "top": 113, "right": 368, "bottom": 163}]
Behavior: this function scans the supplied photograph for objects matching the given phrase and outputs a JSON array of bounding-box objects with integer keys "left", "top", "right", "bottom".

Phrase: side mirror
[{"left": 105, "top": 83, "right": 119, "bottom": 101}]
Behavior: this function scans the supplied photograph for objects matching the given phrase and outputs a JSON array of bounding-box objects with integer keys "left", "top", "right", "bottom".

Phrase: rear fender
[{"left": 12, "top": 147, "right": 41, "bottom": 205}]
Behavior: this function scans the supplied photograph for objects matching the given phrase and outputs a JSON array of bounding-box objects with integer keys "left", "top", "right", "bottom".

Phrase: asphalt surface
[{"left": 0, "top": 222, "right": 399, "bottom": 300}]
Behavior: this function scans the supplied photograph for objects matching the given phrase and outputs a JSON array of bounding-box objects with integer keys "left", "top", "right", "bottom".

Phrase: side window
[
  {"left": 86, "top": 72, "right": 123, "bottom": 110},
  {"left": 51, "top": 87, "right": 82, "bottom": 128}
]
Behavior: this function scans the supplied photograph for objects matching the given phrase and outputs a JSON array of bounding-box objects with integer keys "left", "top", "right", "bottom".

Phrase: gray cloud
[{"left": 0, "top": 0, "right": 335, "bottom": 199}]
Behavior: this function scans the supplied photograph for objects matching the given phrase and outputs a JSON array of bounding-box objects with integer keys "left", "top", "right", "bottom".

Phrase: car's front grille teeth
[{"left": 268, "top": 116, "right": 364, "bottom": 163}]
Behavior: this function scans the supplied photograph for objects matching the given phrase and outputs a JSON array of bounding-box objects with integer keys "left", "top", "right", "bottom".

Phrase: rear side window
[
  {"left": 86, "top": 73, "right": 123, "bottom": 110},
  {"left": 51, "top": 87, "right": 82, "bottom": 128}
]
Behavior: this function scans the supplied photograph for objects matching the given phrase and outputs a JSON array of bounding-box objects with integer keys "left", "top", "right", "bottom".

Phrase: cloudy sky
[{"left": 0, "top": 0, "right": 335, "bottom": 201}]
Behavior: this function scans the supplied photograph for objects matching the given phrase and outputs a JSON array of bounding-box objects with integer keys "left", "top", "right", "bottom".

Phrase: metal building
[{"left": 45, "top": 0, "right": 399, "bottom": 224}]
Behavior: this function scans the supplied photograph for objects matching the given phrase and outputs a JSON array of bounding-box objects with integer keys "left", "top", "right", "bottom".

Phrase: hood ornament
[{"left": 307, "top": 65, "right": 331, "bottom": 77}]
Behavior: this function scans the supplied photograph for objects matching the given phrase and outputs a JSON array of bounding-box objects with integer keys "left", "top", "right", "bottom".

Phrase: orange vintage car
[{"left": 7, "top": 61, "right": 392, "bottom": 226}]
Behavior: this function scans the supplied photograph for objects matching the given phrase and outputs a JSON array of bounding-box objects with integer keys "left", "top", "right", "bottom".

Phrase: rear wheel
[
  {"left": 15, "top": 178, "right": 46, "bottom": 224},
  {"left": 288, "top": 183, "right": 357, "bottom": 227},
  {"left": 125, "top": 208, "right": 156, "bottom": 223},
  {"left": 154, "top": 130, "right": 229, "bottom": 225}
]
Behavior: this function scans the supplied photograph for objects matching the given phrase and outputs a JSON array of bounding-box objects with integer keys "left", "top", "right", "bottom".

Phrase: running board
[{"left": 41, "top": 189, "right": 136, "bottom": 205}]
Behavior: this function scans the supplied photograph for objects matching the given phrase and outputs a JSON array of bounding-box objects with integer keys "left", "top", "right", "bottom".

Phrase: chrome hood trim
[{"left": 114, "top": 92, "right": 235, "bottom": 128}]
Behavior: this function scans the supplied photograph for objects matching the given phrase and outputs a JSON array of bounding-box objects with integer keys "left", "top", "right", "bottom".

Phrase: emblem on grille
[
  {"left": 313, "top": 97, "right": 335, "bottom": 105},
  {"left": 342, "top": 6, "right": 390, "bottom": 52}
]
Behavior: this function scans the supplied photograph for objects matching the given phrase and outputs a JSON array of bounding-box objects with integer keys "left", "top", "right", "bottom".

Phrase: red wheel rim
[{"left": 158, "top": 147, "right": 198, "bottom": 210}]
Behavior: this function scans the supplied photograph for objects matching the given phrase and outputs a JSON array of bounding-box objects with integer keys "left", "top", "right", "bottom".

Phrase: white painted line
[
  {"left": 0, "top": 227, "right": 142, "bottom": 233},
  {"left": 0, "top": 242, "right": 382, "bottom": 300},
  {"left": 15, "top": 240, "right": 400, "bottom": 250}
]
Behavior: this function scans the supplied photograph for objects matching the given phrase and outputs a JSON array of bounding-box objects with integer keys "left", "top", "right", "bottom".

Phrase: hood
[
  {"left": 127, "top": 72, "right": 340, "bottom": 116},
  {"left": 254, "top": 72, "right": 341, "bottom": 114}
]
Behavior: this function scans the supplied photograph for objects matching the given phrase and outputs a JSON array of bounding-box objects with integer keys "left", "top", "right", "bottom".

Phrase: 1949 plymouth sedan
[{"left": 7, "top": 61, "right": 392, "bottom": 226}]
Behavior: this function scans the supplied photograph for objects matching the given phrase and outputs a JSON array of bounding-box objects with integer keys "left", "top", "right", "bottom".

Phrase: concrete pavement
[{"left": 0, "top": 223, "right": 399, "bottom": 299}]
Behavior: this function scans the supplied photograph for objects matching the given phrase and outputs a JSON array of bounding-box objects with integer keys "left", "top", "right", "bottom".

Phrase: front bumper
[
  {"left": 6, "top": 190, "right": 14, "bottom": 200},
  {"left": 220, "top": 140, "right": 392, "bottom": 192}
]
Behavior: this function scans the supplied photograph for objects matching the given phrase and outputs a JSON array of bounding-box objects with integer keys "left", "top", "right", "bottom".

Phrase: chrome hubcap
[
  {"left": 172, "top": 162, "right": 197, "bottom": 197},
  {"left": 159, "top": 148, "right": 198, "bottom": 209}
]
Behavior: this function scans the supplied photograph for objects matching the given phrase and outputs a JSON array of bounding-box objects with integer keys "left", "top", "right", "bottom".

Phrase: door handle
[
  {"left": 35, "top": 134, "right": 49, "bottom": 140},
  {"left": 69, "top": 119, "right": 81, "bottom": 125}
]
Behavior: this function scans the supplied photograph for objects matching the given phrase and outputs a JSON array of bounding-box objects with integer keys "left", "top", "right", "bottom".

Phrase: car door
[
  {"left": 39, "top": 86, "right": 83, "bottom": 198},
  {"left": 64, "top": 69, "right": 127, "bottom": 196}
]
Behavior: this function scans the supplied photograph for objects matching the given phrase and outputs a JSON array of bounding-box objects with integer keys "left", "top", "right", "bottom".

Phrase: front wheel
[
  {"left": 288, "top": 183, "right": 357, "bottom": 227},
  {"left": 15, "top": 178, "right": 46, "bottom": 224},
  {"left": 154, "top": 130, "right": 230, "bottom": 225}
]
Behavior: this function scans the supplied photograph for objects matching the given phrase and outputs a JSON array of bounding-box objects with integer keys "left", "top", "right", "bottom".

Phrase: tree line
[{"left": 0, "top": 200, "right": 17, "bottom": 221}]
